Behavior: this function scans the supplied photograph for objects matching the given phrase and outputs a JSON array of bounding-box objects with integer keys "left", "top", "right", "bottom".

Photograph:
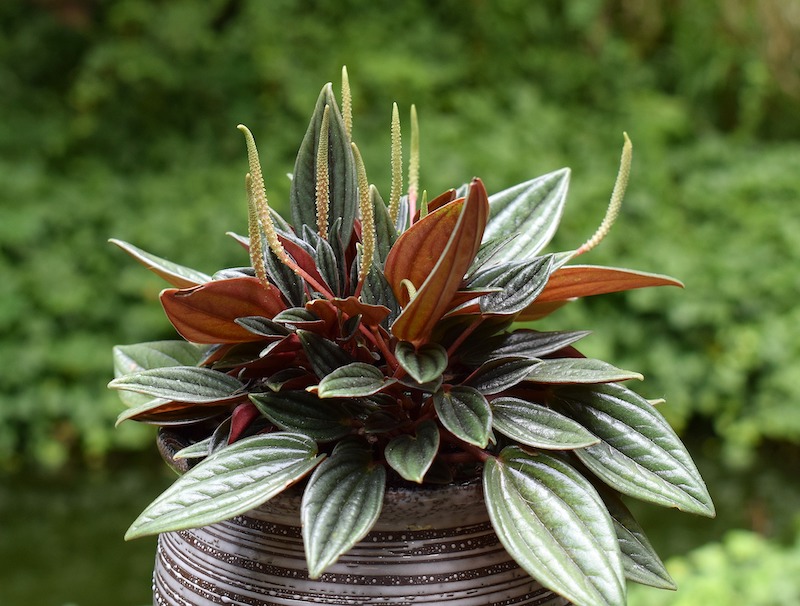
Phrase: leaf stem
[
  {"left": 446, "top": 316, "right": 483, "bottom": 360},
  {"left": 371, "top": 326, "right": 399, "bottom": 371}
]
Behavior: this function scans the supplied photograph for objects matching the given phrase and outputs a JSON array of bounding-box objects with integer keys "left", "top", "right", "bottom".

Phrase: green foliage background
[
  {"left": 2, "top": 0, "right": 800, "bottom": 602},
  {"left": 3, "top": 0, "right": 799, "bottom": 468}
]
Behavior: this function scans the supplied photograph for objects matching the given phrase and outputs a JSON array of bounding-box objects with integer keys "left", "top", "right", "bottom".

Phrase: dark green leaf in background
[
  {"left": 250, "top": 391, "right": 353, "bottom": 442},
  {"left": 290, "top": 83, "right": 357, "bottom": 244},
  {"left": 297, "top": 329, "right": 355, "bottom": 378}
]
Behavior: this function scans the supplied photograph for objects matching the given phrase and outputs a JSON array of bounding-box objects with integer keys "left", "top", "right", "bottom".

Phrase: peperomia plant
[{"left": 110, "top": 69, "right": 714, "bottom": 606}]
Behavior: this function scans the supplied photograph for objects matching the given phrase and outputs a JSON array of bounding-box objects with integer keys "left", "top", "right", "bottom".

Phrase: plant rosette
[{"left": 110, "top": 69, "right": 714, "bottom": 606}]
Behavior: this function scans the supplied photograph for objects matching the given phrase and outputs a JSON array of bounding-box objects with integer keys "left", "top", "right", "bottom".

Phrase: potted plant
[{"left": 110, "top": 70, "right": 714, "bottom": 606}]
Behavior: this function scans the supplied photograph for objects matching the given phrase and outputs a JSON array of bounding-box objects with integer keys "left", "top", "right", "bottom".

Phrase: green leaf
[
  {"left": 433, "top": 386, "right": 492, "bottom": 447},
  {"left": 264, "top": 243, "right": 305, "bottom": 307},
  {"left": 360, "top": 263, "right": 401, "bottom": 326},
  {"left": 294, "top": 330, "right": 345, "bottom": 369},
  {"left": 112, "top": 341, "right": 206, "bottom": 407},
  {"left": 465, "top": 233, "right": 517, "bottom": 281},
  {"left": 234, "top": 316, "right": 292, "bottom": 338},
  {"left": 109, "top": 238, "right": 212, "bottom": 288},
  {"left": 317, "top": 363, "right": 394, "bottom": 398},
  {"left": 125, "top": 433, "right": 322, "bottom": 539},
  {"left": 250, "top": 391, "right": 353, "bottom": 442},
  {"left": 556, "top": 383, "right": 715, "bottom": 517},
  {"left": 460, "top": 329, "right": 591, "bottom": 365},
  {"left": 370, "top": 185, "right": 397, "bottom": 264},
  {"left": 597, "top": 486, "right": 676, "bottom": 590},
  {"left": 395, "top": 341, "right": 448, "bottom": 384},
  {"left": 297, "top": 329, "right": 355, "bottom": 379},
  {"left": 482, "top": 168, "right": 570, "bottom": 264},
  {"left": 173, "top": 437, "right": 213, "bottom": 460},
  {"left": 273, "top": 307, "right": 321, "bottom": 324},
  {"left": 478, "top": 255, "right": 554, "bottom": 315},
  {"left": 307, "top": 227, "right": 341, "bottom": 295},
  {"left": 491, "top": 397, "right": 599, "bottom": 450},
  {"left": 483, "top": 447, "right": 625, "bottom": 606},
  {"left": 290, "top": 83, "right": 357, "bottom": 243},
  {"left": 302, "top": 440, "right": 385, "bottom": 578},
  {"left": 466, "top": 357, "right": 539, "bottom": 395},
  {"left": 526, "top": 358, "right": 644, "bottom": 384},
  {"left": 108, "top": 366, "right": 243, "bottom": 403},
  {"left": 113, "top": 341, "right": 205, "bottom": 377},
  {"left": 384, "top": 420, "right": 440, "bottom": 483}
]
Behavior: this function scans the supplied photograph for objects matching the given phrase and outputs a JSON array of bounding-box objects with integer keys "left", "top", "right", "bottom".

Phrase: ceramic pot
[{"left": 152, "top": 432, "right": 571, "bottom": 605}]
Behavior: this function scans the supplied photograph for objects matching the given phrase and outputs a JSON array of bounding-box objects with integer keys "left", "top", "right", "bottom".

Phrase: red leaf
[
  {"left": 309, "top": 296, "right": 391, "bottom": 327},
  {"left": 277, "top": 234, "right": 326, "bottom": 288},
  {"left": 425, "top": 188, "right": 458, "bottom": 213},
  {"left": 390, "top": 178, "right": 490, "bottom": 346},
  {"left": 384, "top": 194, "right": 466, "bottom": 306},
  {"left": 118, "top": 399, "right": 240, "bottom": 425},
  {"left": 535, "top": 265, "right": 684, "bottom": 303},
  {"left": 228, "top": 401, "right": 262, "bottom": 444},
  {"left": 161, "top": 277, "right": 287, "bottom": 343}
]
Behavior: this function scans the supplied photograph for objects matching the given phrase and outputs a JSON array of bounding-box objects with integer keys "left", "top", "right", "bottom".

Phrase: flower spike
[
  {"left": 237, "top": 124, "right": 290, "bottom": 268},
  {"left": 315, "top": 105, "right": 331, "bottom": 238},
  {"left": 341, "top": 66, "right": 353, "bottom": 140},
  {"left": 408, "top": 104, "right": 420, "bottom": 209},
  {"left": 351, "top": 142, "right": 375, "bottom": 295},
  {"left": 239, "top": 124, "right": 333, "bottom": 299},
  {"left": 576, "top": 132, "right": 632, "bottom": 256},
  {"left": 388, "top": 102, "right": 403, "bottom": 223},
  {"left": 245, "top": 173, "right": 269, "bottom": 290}
]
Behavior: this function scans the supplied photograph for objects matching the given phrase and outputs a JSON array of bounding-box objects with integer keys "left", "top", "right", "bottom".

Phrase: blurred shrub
[
  {"left": 1, "top": 0, "right": 798, "bottom": 467},
  {"left": 628, "top": 529, "right": 800, "bottom": 606}
]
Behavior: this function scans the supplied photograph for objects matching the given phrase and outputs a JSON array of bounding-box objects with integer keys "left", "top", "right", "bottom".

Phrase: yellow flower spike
[
  {"left": 341, "top": 66, "right": 353, "bottom": 140},
  {"left": 576, "top": 132, "right": 632, "bottom": 256},
  {"left": 245, "top": 173, "right": 269, "bottom": 290},
  {"left": 237, "top": 124, "right": 290, "bottom": 267},
  {"left": 408, "top": 104, "right": 420, "bottom": 208},
  {"left": 351, "top": 142, "right": 375, "bottom": 294},
  {"left": 315, "top": 105, "right": 331, "bottom": 239},
  {"left": 388, "top": 102, "right": 403, "bottom": 224}
]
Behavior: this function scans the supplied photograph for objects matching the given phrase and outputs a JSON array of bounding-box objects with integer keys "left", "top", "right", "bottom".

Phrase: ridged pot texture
[{"left": 152, "top": 480, "right": 570, "bottom": 606}]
